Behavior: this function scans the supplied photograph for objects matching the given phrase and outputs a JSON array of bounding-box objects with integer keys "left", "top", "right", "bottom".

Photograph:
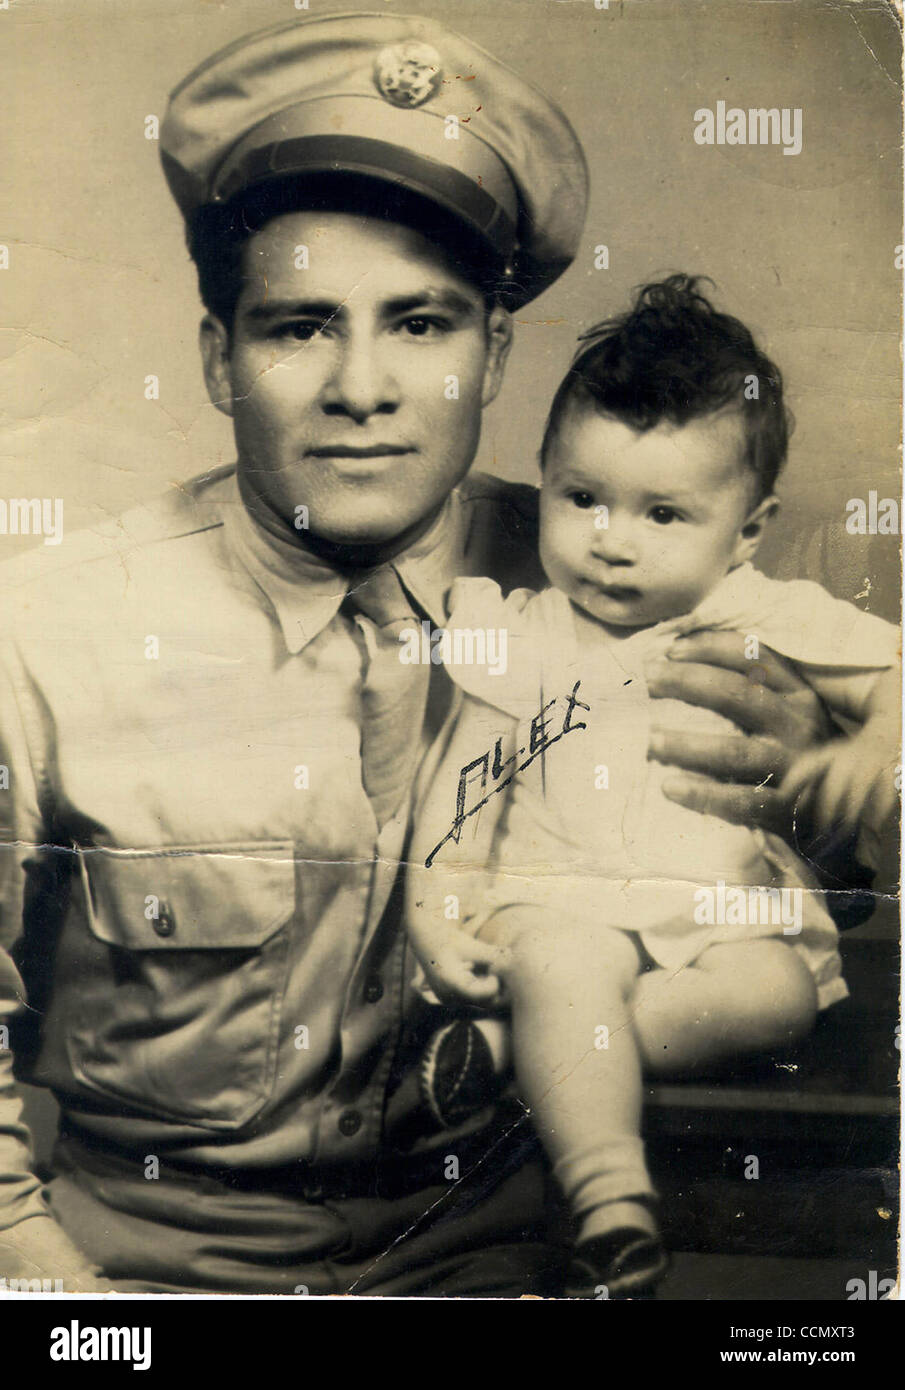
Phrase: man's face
[
  {"left": 202, "top": 211, "right": 510, "bottom": 549},
  {"left": 540, "top": 404, "right": 768, "bottom": 629}
]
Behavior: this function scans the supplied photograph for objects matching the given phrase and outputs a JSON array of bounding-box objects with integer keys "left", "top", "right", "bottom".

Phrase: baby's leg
[
  {"left": 630, "top": 939, "right": 818, "bottom": 1076},
  {"left": 483, "top": 906, "right": 655, "bottom": 1246}
]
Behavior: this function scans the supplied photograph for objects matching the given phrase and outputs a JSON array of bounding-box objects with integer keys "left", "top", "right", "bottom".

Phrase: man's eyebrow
[
  {"left": 383, "top": 290, "right": 479, "bottom": 317},
  {"left": 241, "top": 290, "right": 480, "bottom": 323},
  {"left": 242, "top": 298, "right": 340, "bottom": 323}
]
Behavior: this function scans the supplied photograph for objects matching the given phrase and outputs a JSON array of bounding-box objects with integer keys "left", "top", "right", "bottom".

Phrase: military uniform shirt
[{"left": 0, "top": 464, "right": 541, "bottom": 1228}]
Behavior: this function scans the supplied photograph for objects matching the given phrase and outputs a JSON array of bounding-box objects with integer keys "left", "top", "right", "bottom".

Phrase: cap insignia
[{"left": 373, "top": 41, "right": 443, "bottom": 109}]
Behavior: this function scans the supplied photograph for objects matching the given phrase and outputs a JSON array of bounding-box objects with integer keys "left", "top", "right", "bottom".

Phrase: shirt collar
[{"left": 221, "top": 470, "right": 464, "bottom": 654}]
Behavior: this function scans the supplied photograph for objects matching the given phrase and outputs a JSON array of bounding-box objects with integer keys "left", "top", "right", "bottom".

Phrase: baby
[{"left": 406, "top": 275, "right": 900, "bottom": 1299}]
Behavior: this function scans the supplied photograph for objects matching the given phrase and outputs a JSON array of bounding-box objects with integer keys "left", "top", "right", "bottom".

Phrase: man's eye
[
  {"left": 569, "top": 491, "right": 595, "bottom": 509},
  {"left": 272, "top": 321, "right": 325, "bottom": 342},
  {"left": 650, "top": 506, "right": 681, "bottom": 525},
  {"left": 399, "top": 317, "right": 448, "bottom": 337},
  {"left": 285, "top": 322, "right": 323, "bottom": 342}
]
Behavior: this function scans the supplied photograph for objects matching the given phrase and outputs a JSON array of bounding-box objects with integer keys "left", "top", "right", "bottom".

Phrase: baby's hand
[
  {"left": 411, "top": 920, "right": 506, "bottom": 1006},
  {"left": 782, "top": 726, "right": 900, "bottom": 839}
]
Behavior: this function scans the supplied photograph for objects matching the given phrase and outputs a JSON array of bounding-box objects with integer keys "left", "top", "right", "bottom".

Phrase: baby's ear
[{"left": 732, "top": 494, "right": 780, "bottom": 566}]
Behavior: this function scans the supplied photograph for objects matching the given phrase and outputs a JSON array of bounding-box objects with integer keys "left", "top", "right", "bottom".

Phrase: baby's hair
[{"left": 541, "top": 274, "right": 790, "bottom": 502}]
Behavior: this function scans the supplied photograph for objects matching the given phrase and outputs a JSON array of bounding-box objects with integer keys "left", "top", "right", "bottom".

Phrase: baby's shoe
[{"left": 565, "top": 1227, "right": 670, "bottom": 1300}]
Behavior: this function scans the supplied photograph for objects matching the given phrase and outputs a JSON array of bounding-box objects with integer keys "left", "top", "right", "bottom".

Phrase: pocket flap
[{"left": 78, "top": 842, "right": 296, "bottom": 951}]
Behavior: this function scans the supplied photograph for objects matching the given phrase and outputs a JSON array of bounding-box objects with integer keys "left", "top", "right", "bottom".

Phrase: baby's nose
[{"left": 591, "top": 518, "right": 638, "bottom": 564}]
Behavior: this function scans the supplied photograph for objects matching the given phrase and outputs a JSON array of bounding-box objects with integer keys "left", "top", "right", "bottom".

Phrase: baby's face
[{"left": 540, "top": 404, "right": 759, "bottom": 629}]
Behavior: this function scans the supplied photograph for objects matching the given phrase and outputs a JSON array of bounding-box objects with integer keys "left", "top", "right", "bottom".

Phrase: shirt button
[
  {"left": 338, "top": 1110, "right": 362, "bottom": 1138},
  {"left": 153, "top": 903, "right": 176, "bottom": 937},
  {"left": 363, "top": 975, "right": 384, "bottom": 1003}
]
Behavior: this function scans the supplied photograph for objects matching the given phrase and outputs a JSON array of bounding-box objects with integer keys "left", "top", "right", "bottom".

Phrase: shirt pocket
[{"left": 69, "top": 841, "right": 296, "bottom": 1131}]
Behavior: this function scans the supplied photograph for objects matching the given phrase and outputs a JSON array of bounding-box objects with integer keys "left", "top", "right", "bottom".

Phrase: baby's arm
[
  {"left": 781, "top": 663, "right": 901, "bottom": 836},
  {"left": 407, "top": 692, "right": 519, "bottom": 1007}
]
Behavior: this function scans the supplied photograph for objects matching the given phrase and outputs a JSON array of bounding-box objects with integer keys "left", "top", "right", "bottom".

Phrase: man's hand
[
  {"left": 0, "top": 1213, "right": 115, "bottom": 1293},
  {"left": 782, "top": 726, "right": 899, "bottom": 841},
  {"left": 646, "top": 631, "right": 835, "bottom": 841}
]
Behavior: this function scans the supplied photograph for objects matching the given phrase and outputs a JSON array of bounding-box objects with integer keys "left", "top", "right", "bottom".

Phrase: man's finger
[
  {"left": 814, "top": 763, "right": 859, "bottom": 833},
  {"left": 649, "top": 728, "right": 790, "bottom": 784},
  {"left": 649, "top": 653, "right": 832, "bottom": 747},
  {"left": 647, "top": 659, "right": 783, "bottom": 735},
  {"left": 660, "top": 770, "right": 788, "bottom": 833},
  {"left": 667, "top": 630, "right": 806, "bottom": 693},
  {"left": 780, "top": 747, "right": 831, "bottom": 801},
  {"left": 865, "top": 777, "right": 898, "bottom": 835}
]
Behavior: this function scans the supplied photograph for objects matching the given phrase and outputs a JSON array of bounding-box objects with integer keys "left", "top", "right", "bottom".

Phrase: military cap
[{"left": 160, "top": 11, "right": 588, "bottom": 305}]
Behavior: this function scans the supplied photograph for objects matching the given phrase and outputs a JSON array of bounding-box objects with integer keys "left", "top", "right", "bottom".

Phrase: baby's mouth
[{"left": 596, "top": 583, "right": 642, "bottom": 601}]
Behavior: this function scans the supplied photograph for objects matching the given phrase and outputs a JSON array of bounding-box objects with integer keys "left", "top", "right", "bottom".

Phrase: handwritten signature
[{"left": 425, "top": 680, "right": 589, "bottom": 867}]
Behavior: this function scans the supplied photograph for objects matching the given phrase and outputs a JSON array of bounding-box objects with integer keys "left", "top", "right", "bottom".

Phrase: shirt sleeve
[
  {"left": 440, "top": 577, "right": 547, "bottom": 720},
  {"left": 0, "top": 644, "right": 54, "bottom": 1229}
]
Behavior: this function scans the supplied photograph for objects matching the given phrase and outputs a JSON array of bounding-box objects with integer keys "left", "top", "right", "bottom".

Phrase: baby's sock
[{"left": 553, "top": 1138, "right": 658, "bottom": 1245}]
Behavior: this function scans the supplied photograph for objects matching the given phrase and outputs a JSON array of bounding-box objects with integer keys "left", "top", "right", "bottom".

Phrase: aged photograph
[{"left": 0, "top": 0, "right": 901, "bottom": 1309}]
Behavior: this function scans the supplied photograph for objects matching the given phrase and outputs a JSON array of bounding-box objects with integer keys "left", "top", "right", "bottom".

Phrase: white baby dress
[{"left": 435, "top": 563, "right": 899, "bottom": 1009}]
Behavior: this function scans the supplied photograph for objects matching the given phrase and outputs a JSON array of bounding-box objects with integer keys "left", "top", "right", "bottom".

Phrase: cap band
[{"left": 213, "top": 134, "right": 518, "bottom": 260}]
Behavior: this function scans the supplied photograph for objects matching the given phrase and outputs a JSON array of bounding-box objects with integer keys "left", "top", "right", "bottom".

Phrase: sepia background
[{"left": 2, "top": 0, "right": 901, "bottom": 629}]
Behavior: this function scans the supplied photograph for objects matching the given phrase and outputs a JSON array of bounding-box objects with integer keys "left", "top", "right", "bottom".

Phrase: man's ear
[
  {"left": 732, "top": 493, "right": 780, "bottom": 567},
  {"left": 481, "top": 304, "right": 513, "bottom": 408},
  {"left": 199, "top": 315, "right": 234, "bottom": 419}
]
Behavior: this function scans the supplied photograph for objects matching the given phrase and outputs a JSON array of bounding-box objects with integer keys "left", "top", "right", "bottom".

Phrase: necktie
[{"left": 343, "top": 565, "right": 431, "bottom": 830}]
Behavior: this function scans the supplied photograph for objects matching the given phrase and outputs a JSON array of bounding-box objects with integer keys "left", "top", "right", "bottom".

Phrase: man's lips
[{"left": 305, "top": 445, "right": 415, "bottom": 458}]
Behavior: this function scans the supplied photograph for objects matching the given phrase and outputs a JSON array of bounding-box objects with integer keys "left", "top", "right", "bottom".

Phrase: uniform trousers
[{"left": 45, "top": 1125, "right": 567, "bottom": 1297}]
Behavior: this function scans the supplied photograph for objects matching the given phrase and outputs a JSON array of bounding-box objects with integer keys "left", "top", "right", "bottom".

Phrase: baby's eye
[
  {"left": 649, "top": 505, "right": 681, "bottom": 525},
  {"left": 569, "top": 491, "right": 595, "bottom": 510}
]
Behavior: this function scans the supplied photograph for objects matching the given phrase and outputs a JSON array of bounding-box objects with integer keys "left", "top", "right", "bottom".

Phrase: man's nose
[
  {"left": 321, "top": 333, "right": 400, "bottom": 422},
  {"left": 590, "top": 515, "right": 638, "bottom": 565}
]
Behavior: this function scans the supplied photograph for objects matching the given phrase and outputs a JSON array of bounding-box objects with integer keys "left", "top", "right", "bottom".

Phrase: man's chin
[
  {"left": 315, "top": 518, "right": 411, "bottom": 548},
  {"left": 300, "top": 510, "right": 435, "bottom": 565}
]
